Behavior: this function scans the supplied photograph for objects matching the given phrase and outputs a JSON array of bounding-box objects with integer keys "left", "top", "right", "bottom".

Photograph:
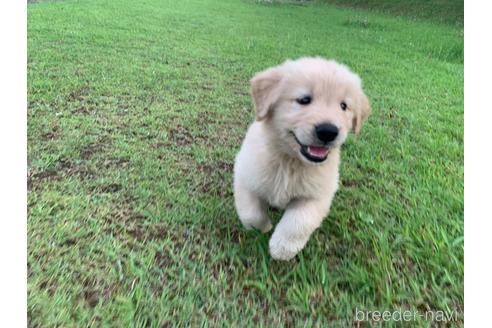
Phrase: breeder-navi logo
[{"left": 354, "top": 307, "right": 461, "bottom": 324}]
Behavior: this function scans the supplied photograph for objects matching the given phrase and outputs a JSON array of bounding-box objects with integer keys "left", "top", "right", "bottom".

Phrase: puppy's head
[{"left": 251, "top": 57, "right": 371, "bottom": 164}]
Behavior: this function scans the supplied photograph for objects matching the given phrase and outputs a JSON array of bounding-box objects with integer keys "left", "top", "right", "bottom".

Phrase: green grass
[
  {"left": 27, "top": 0, "right": 463, "bottom": 326},
  {"left": 319, "top": 0, "right": 463, "bottom": 26}
]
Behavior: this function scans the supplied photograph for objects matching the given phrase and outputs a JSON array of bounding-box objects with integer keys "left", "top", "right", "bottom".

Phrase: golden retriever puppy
[{"left": 233, "top": 57, "right": 371, "bottom": 260}]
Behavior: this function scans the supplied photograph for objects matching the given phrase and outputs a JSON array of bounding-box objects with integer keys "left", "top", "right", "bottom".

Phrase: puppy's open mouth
[{"left": 290, "top": 132, "right": 330, "bottom": 163}]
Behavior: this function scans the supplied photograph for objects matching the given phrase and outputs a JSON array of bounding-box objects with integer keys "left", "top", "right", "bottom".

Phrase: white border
[
  {"left": 464, "top": 1, "right": 491, "bottom": 327},
  {"left": 0, "top": 0, "right": 27, "bottom": 326},
  {"left": 0, "top": 0, "right": 475, "bottom": 326}
]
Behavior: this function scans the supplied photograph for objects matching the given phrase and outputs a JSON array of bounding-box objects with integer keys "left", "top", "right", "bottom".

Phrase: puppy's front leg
[
  {"left": 234, "top": 181, "right": 272, "bottom": 233},
  {"left": 269, "top": 198, "right": 332, "bottom": 260}
]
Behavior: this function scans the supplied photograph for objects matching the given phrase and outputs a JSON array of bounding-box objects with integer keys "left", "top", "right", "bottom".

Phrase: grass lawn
[
  {"left": 27, "top": 0, "right": 463, "bottom": 326},
  {"left": 320, "top": 0, "right": 463, "bottom": 26}
]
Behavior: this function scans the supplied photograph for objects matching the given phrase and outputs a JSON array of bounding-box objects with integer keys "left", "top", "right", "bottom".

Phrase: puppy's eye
[
  {"left": 296, "top": 96, "right": 312, "bottom": 105},
  {"left": 340, "top": 102, "right": 348, "bottom": 111}
]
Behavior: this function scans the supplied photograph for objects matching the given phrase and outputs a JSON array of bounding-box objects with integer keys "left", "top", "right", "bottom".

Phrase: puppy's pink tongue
[{"left": 307, "top": 146, "right": 329, "bottom": 158}]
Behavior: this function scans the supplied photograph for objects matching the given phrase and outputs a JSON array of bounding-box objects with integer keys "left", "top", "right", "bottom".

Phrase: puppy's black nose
[{"left": 315, "top": 123, "right": 339, "bottom": 143}]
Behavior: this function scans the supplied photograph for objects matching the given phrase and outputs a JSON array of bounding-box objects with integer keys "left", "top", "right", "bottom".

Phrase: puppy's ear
[
  {"left": 352, "top": 90, "right": 371, "bottom": 134},
  {"left": 250, "top": 67, "right": 283, "bottom": 121}
]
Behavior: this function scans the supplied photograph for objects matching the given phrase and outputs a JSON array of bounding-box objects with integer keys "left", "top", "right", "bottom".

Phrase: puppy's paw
[
  {"left": 241, "top": 217, "right": 273, "bottom": 233},
  {"left": 269, "top": 233, "right": 303, "bottom": 261}
]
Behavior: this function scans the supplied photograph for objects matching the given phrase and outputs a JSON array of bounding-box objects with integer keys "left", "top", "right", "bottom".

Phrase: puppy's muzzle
[{"left": 315, "top": 123, "right": 339, "bottom": 143}]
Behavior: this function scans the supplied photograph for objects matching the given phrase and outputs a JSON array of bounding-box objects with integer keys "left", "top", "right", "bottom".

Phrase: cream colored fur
[{"left": 233, "top": 57, "right": 371, "bottom": 260}]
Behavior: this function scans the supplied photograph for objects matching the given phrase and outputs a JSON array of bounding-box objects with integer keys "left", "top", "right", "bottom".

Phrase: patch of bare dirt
[
  {"left": 191, "top": 160, "right": 234, "bottom": 197},
  {"left": 342, "top": 179, "right": 360, "bottom": 188},
  {"left": 30, "top": 170, "right": 60, "bottom": 182},
  {"left": 103, "top": 158, "right": 130, "bottom": 168},
  {"left": 72, "top": 106, "right": 96, "bottom": 115},
  {"left": 28, "top": 158, "right": 97, "bottom": 190},
  {"left": 38, "top": 279, "right": 57, "bottom": 297},
  {"left": 154, "top": 249, "right": 174, "bottom": 268},
  {"left": 104, "top": 208, "right": 166, "bottom": 242},
  {"left": 81, "top": 278, "right": 117, "bottom": 308},
  {"left": 168, "top": 125, "right": 194, "bottom": 146},
  {"left": 59, "top": 238, "right": 78, "bottom": 247},
  {"left": 40, "top": 125, "right": 61, "bottom": 140},
  {"left": 27, "top": 169, "right": 60, "bottom": 191},
  {"left": 109, "top": 208, "right": 146, "bottom": 225},
  {"left": 67, "top": 86, "right": 90, "bottom": 102},
  {"left": 58, "top": 159, "right": 96, "bottom": 179},
  {"left": 80, "top": 141, "right": 107, "bottom": 160},
  {"left": 96, "top": 183, "right": 123, "bottom": 193}
]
